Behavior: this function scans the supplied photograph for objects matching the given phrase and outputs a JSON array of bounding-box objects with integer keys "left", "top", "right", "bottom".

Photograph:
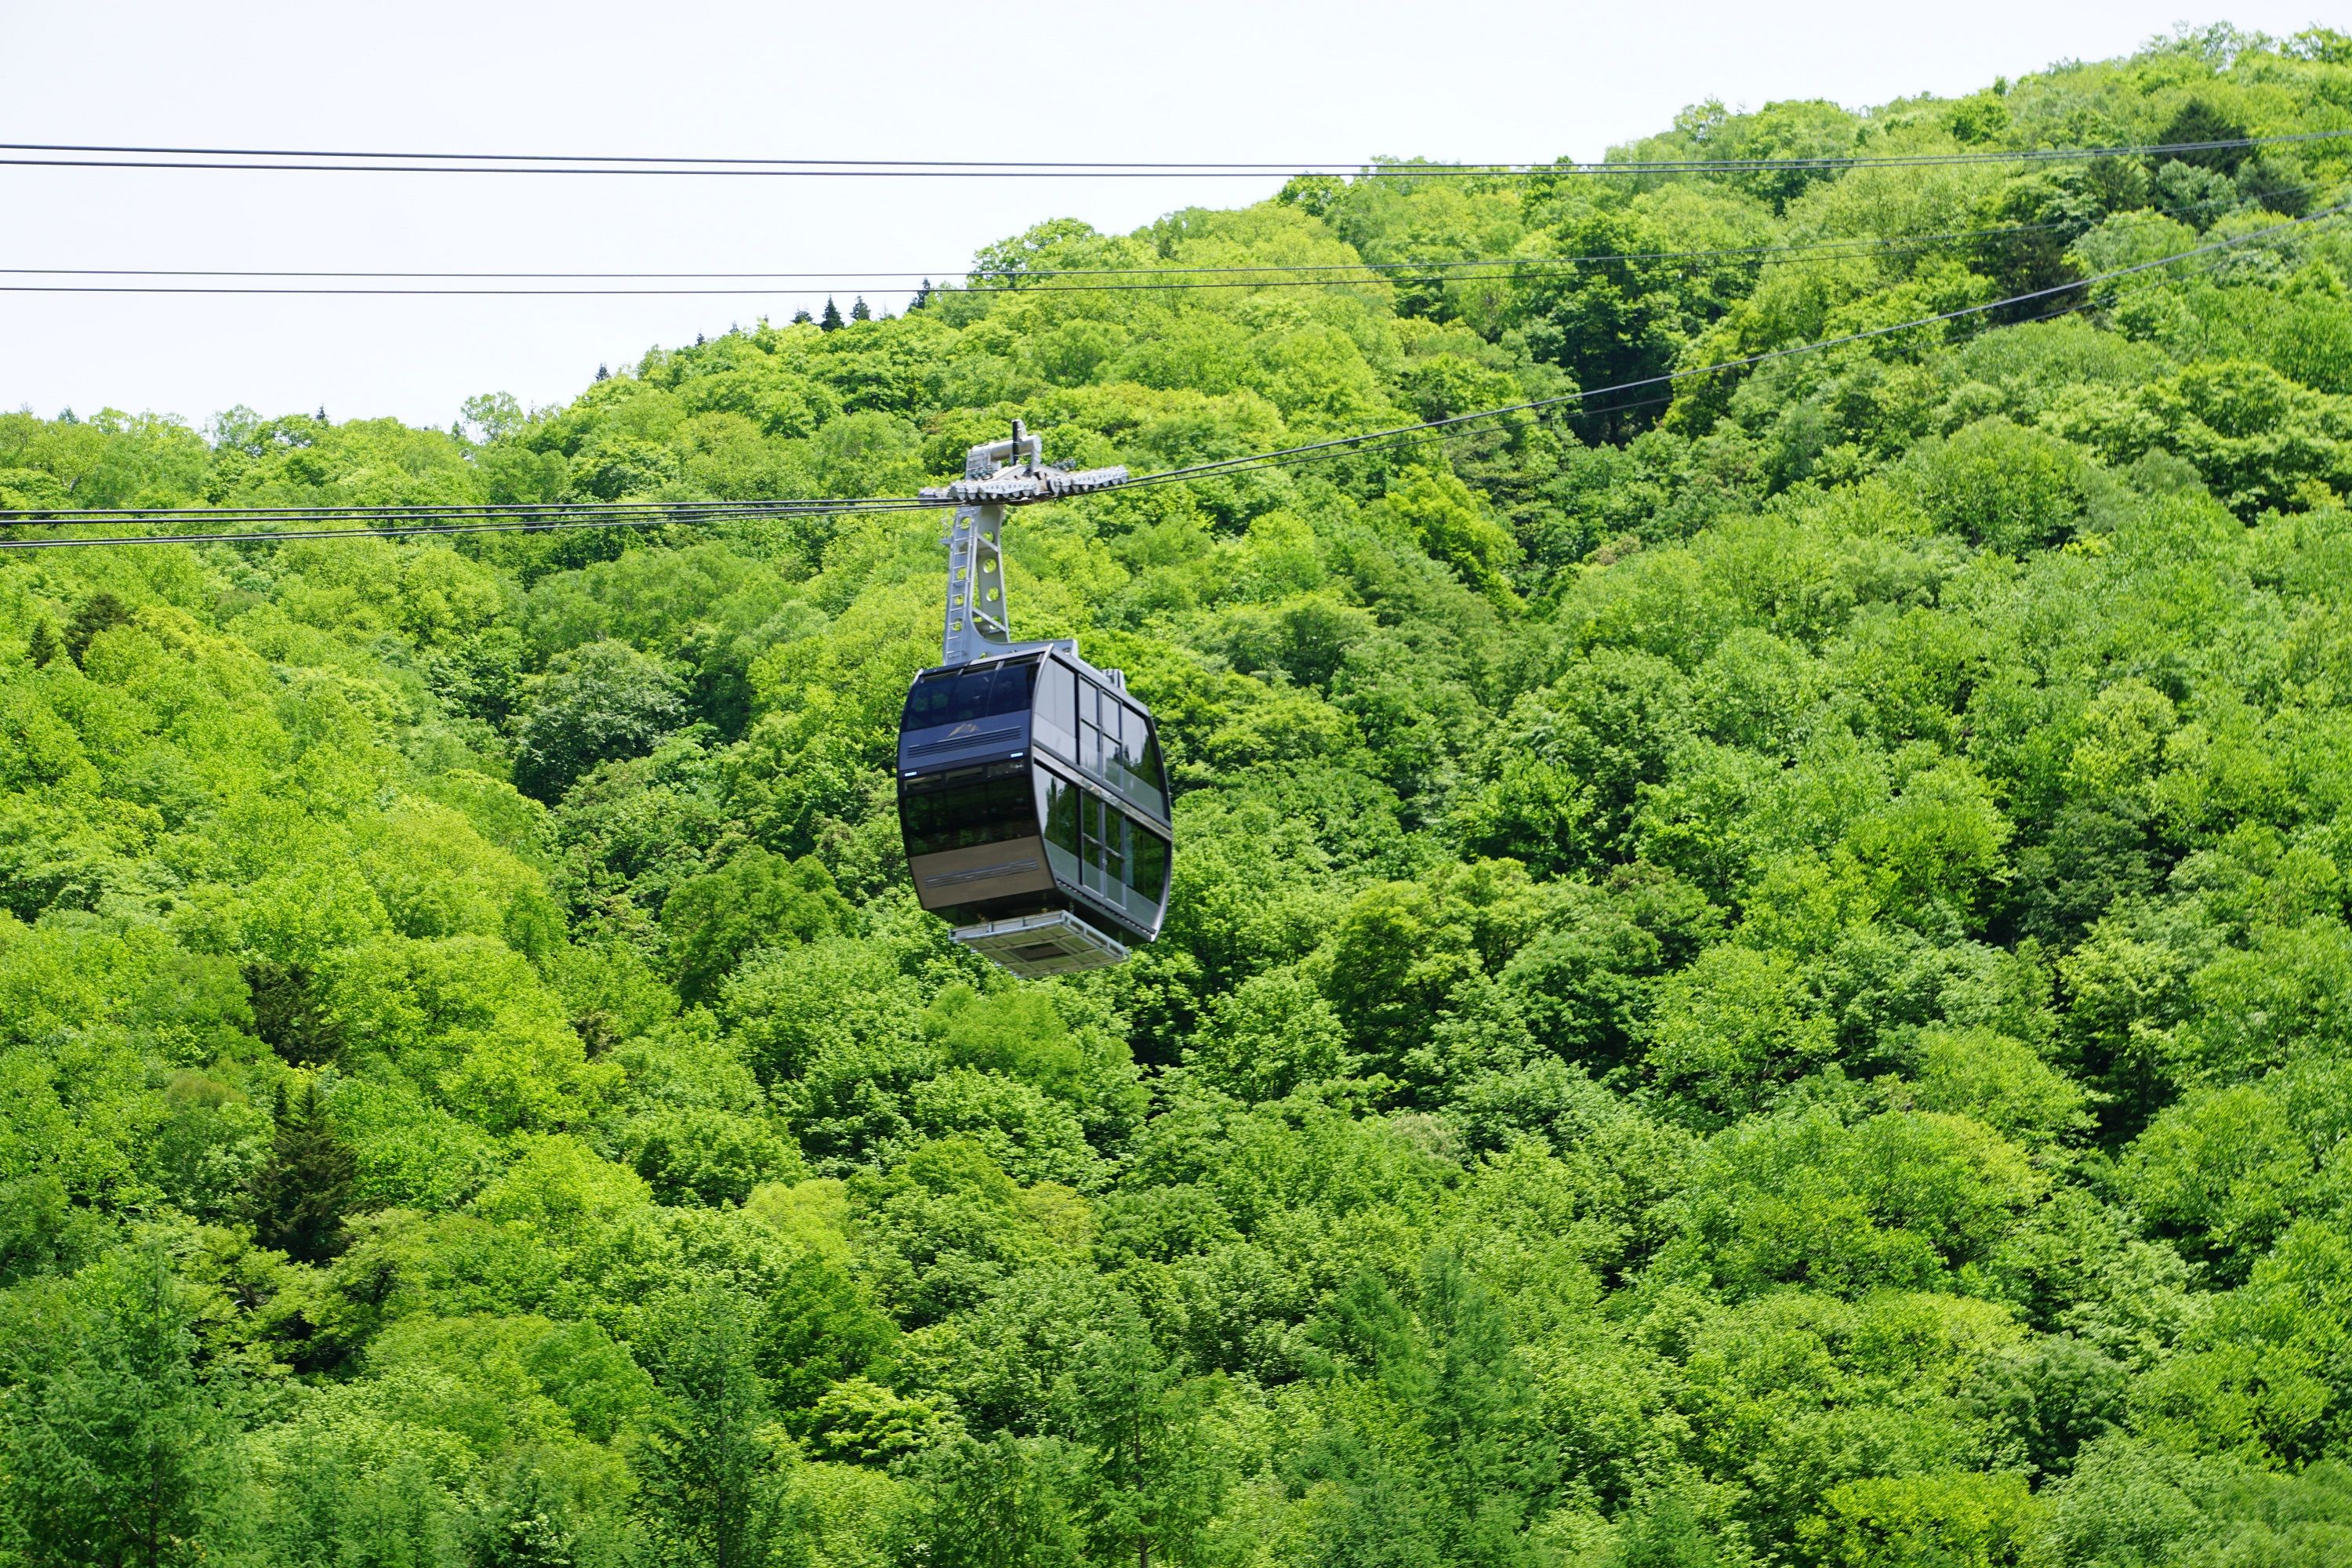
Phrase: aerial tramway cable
[
  {"left": 2, "top": 129, "right": 2347, "bottom": 177},
  {"left": 2, "top": 201, "right": 2338, "bottom": 553},
  {"left": 5, "top": 177, "right": 2321, "bottom": 299},
  {"left": 1103, "top": 201, "right": 2351, "bottom": 493},
  {"left": 1154, "top": 241, "right": 2278, "bottom": 479},
  {"left": 9, "top": 495, "right": 919, "bottom": 521},
  {"left": 0, "top": 501, "right": 936, "bottom": 550},
  {"left": 0, "top": 223, "right": 2153, "bottom": 281}
]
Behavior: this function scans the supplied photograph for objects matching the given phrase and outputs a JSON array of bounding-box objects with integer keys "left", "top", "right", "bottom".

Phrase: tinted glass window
[
  {"left": 1037, "top": 662, "right": 1076, "bottom": 736},
  {"left": 903, "top": 669, "right": 988, "bottom": 728},
  {"left": 1091, "top": 705, "right": 1164, "bottom": 819},
  {"left": 1080, "top": 791, "right": 1104, "bottom": 860},
  {"left": 902, "top": 671, "right": 961, "bottom": 728},
  {"left": 902, "top": 661, "right": 1040, "bottom": 730},
  {"left": 1079, "top": 682, "right": 1106, "bottom": 772},
  {"left": 982, "top": 659, "right": 1038, "bottom": 718},
  {"left": 1038, "top": 771, "right": 1080, "bottom": 853},
  {"left": 901, "top": 765, "right": 1038, "bottom": 856},
  {"left": 1127, "top": 706, "right": 1147, "bottom": 772},
  {"left": 1129, "top": 826, "right": 1170, "bottom": 903}
]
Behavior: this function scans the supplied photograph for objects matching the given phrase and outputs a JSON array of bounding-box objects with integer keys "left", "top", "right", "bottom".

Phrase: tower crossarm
[{"left": 919, "top": 464, "right": 1131, "bottom": 505}]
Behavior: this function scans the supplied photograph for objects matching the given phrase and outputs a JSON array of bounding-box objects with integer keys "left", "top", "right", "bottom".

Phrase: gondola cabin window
[
  {"left": 1035, "top": 659, "right": 1078, "bottom": 758},
  {"left": 1036, "top": 770, "right": 1171, "bottom": 929},
  {"left": 1049, "top": 670, "right": 1168, "bottom": 822},
  {"left": 904, "top": 658, "right": 1039, "bottom": 729},
  {"left": 900, "top": 762, "right": 1037, "bottom": 856},
  {"left": 1079, "top": 680, "right": 1109, "bottom": 774}
]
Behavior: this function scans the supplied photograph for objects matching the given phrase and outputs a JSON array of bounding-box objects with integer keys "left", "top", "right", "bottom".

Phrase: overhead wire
[
  {"left": 0, "top": 232, "right": 2202, "bottom": 296},
  {"left": 5, "top": 178, "right": 2320, "bottom": 299},
  {"left": 2, "top": 196, "right": 2336, "bottom": 551},
  {"left": 0, "top": 227, "right": 2101, "bottom": 283},
  {"left": 0, "top": 129, "right": 2347, "bottom": 178},
  {"left": 0, "top": 500, "right": 936, "bottom": 551},
  {"left": 1105, "top": 200, "right": 2350, "bottom": 492},
  {"left": 9, "top": 495, "right": 918, "bottom": 522},
  {"left": 1219, "top": 240, "right": 2269, "bottom": 480},
  {"left": 0, "top": 228, "right": 2089, "bottom": 281}
]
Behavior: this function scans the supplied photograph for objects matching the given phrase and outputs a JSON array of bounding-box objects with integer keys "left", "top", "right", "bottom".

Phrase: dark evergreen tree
[
  {"left": 850, "top": 296, "right": 871, "bottom": 322},
  {"left": 63, "top": 593, "right": 132, "bottom": 666},
  {"left": 25, "top": 619, "right": 60, "bottom": 669},
  {"left": 819, "top": 297, "right": 844, "bottom": 332},
  {"left": 249, "top": 1079, "right": 357, "bottom": 1263},
  {"left": 792, "top": 308, "right": 813, "bottom": 325},
  {"left": 2161, "top": 94, "right": 2252, "bottom": 171},
  {"left": 243, "top": 963, "right": 344, "bottom": 1066}
]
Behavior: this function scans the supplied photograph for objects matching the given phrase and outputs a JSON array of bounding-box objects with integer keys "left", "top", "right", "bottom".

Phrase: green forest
[{"left": 10, "top": 24, "right": 2352, "bottom": 1567}]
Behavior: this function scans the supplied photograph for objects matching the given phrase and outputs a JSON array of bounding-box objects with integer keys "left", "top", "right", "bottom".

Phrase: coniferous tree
[
  {"left": 896, "top": 1436, "right": 1080, "bottom": 1568},
  {"left": 1062, "top": 1299, "right": 1223, "bottom": 1568},
  {"left": 637, "top": 1288, "right": 797, "bottom": 1568},
  {"left": 850, "top": 296, "right": 871, "bottom": 322},
  {"left": 792, "top": 308, "right": 813, "bottom": 325},
  {"left": 819, "top": 297, "right": 844, "bottom": 332},
  {"left": 0, "top": 1245, "right": 242, "bottom": 1568},
  {"left": 63, "top": 593, "right": 132, "bottom": 666},
  {"left": 250, "top": 1080, "right": 356, "bottom": 1263},
  {"left": 25, "top": 619, "right": 59, "bottom": 668},
  {"left": 910, "top": 279, "right": 934, "bottom": 309},
  {"left": 244, "top": 963, "right": 343, "bottom": 1066}
]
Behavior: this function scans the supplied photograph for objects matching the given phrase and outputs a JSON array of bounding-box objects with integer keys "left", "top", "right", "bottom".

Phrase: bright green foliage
[
  {"left": 893, "top": 1434, "right": 1083, "bottom": 1568},
  {"left": 663, "top": 848, "right": 850, "bottom": 1003},
  {"left": 0, "top": 1244, "right": 245, "bottom": 1568},
  {"left": 12, "top": 31, "right": 2352, "bottom": 1568}
]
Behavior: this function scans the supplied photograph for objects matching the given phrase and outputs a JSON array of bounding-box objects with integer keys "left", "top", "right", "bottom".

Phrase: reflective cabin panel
[{"left": 1035, "top": 660, "right": 1077, "bottom": 760}]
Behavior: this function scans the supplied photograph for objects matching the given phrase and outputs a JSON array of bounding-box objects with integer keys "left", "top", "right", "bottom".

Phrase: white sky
[{"left": 0, "top": 3, "right": 2330, "bottom": 430}]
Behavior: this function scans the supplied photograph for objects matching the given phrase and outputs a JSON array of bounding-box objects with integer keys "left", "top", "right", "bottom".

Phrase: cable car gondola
[{"left": 896, "top": 425, "right": 1170, "bottom": 978}]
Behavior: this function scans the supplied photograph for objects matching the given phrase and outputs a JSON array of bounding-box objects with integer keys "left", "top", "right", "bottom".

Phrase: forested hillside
[{"left": 11, "top": 25, "right": 2352, "bottom": 1567}]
